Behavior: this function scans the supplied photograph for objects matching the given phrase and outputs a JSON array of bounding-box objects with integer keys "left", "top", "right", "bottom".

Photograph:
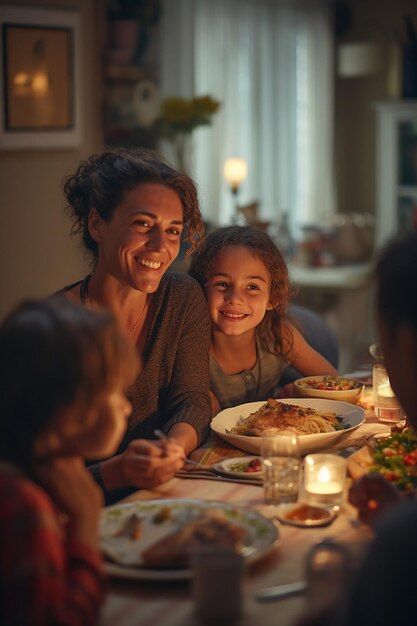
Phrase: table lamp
[{"left": 223, "top": 157, "right": 248, "bottom": 223}]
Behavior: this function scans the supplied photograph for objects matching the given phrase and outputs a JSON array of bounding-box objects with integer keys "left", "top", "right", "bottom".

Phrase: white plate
[
  {"left": 211, "top": 398, "right": 365, "bottom": 456},
  {"left": 214, "top": 455, "right": 263, "bottom": 479},
  {"left": 274, "top": 502, "right": 336, "bottom": 527},
  {"left": 100, "top": 498, "right": 279, "bottom": 581}
]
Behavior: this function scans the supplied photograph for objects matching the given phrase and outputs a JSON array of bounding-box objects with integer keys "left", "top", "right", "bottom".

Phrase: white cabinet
[{"left": 374, "top": 101, "right": 417, "bottom": 250}]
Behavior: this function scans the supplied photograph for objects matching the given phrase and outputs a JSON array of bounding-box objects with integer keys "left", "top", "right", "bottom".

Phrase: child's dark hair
[
  {"left": 376, "top": 230, "right": 417, "bottom": 332},
  {"left": 0, "top": 297, "right": 139, "bottom": 467},
  {"left": 63, "top": 147, "right": 205, "bottom": 265},
  {"left": 189, "top": 225, "right": 291, "bottom": 357}
]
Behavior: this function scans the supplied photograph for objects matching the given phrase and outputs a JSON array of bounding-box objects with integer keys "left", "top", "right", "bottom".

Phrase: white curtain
[{"left": 160, "top": 0, "right": 334, "bottom": 232}]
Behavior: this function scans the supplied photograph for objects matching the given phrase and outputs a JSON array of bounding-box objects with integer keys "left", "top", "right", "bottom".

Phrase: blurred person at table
[
  {"left": 348, "top": 234, "right": 417, "bottom": 528},
  {"left": 188, "top": 225, "right": 337, "bottom": 413},
  {"left": 297, "top": 230, "right": 417, "bottom": 626},
  {"left": 61, "top": 148, "right": 211, "bottom": 502},
  {"left": 0, "top": 297, "right": 139, "bottom": 626},
  {"left": 335, "top": 230, "right": 417, "bottom": 625}
]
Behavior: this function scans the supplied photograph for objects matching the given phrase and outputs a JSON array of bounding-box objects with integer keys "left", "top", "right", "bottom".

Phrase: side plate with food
[
  {"left": 100, "top": 498, "right": 279, "bottom": 581},
  {"left": 213, "top": 455, "right": 263, "bottom": 479},
  {"left": 211, "top": 398, "right": 365, "bottom": 456}
]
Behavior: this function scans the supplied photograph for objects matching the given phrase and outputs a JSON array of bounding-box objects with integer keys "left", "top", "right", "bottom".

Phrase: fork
[{"left": 153, "top": 429, "right": 211, "bottom": 471}]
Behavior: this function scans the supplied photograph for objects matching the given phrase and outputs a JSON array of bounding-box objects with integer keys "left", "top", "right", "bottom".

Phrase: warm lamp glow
[
  {"left": 13, "top": 71, "right": 49, "bottom": 95},
  {"left": 31, "top": 72, "right": 49, "bottom": 94},
  {"left": 224, "top": 157, "right": 248, "bottom": 193},
  {"left": 13, "top": 72, "right": 30, "bottom": 87}
]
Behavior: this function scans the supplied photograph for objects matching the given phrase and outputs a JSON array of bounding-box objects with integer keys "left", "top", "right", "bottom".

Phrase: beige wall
[
  {"left": 0, "top": 0, "right": 105, "bottom": 319},
  {"left": 335, "top": 0, "right": 417, "bottom": 215}
]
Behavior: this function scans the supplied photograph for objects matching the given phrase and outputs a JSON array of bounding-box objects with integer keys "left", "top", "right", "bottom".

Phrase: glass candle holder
[
  {"left": 373, "top": 363, "right": 406, "bottom": 423},
  {"left": 304, "top": 454, "right": 347, "bottom": 508}
]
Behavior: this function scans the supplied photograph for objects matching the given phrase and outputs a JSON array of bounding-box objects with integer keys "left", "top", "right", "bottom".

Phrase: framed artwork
[{"left": 0, "top": 6, "right": 81, "bottom": 149}]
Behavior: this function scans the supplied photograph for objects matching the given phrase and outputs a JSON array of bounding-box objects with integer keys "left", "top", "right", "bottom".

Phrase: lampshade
[
  {"left": 337, "top": 43, "right": 382, "bottom": 77},
  {"left": 223, "top": 157, "right": 248, "bottom": 192}
]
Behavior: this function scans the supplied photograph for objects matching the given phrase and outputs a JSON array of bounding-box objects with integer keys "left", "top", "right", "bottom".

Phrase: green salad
[{"left": 370, "top": 430, "right": 417, "bottom": 490}]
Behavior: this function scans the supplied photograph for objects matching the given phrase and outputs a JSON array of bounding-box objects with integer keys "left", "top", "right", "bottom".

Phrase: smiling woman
[{"left": 59, "top": 148, "right": 212, "bottom": 504}]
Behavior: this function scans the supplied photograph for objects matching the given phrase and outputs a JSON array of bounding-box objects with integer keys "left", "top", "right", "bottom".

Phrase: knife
[
  {"left": 255, "top": 581, "right": 307, "bottom": 602},
  {"left": 175, "top": 470, "right": 263, "bottom": 486}
]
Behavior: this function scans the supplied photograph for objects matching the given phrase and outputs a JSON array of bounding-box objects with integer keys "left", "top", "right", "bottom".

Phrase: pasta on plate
[{"left": 229, "top": 398, "right": 342, "bottom": 437}]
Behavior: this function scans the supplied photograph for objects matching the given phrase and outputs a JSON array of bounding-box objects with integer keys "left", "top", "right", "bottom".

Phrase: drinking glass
[
  {"left": 261, "top": 432, "right": 301, "bottom": 504},
  {"left": 190, "top": 546, "right": 244, "bottom": 624},
  {"left": 373, "top": 363, "right": 406, "bottom": 423}
]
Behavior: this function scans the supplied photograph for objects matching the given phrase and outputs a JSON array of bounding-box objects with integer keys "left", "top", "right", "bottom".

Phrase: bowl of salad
[
  {"left": 294, "top": 375, "right": 364, "bottom": 404},
  {"left": 348, "top": 429, "right": 417, "bottom": 491}
]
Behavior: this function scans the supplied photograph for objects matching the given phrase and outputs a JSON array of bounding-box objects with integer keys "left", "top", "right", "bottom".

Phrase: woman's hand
[
  {"left": 349, "top": 473, "right": 400, "bottom": 527},
  {"left": 35, "top": 456, "right": 103, "bottom": 548},
  {"left": 114, "top": 439, "right": 185, "bottom": 490}
]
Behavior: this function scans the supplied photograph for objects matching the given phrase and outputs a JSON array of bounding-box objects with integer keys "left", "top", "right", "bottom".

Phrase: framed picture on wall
[{"left": 0, "top": 6, "right": 81, "bottom": 149}]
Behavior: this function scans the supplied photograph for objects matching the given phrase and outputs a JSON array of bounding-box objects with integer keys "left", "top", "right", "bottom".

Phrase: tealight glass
[
  {"left": 304, "top": 454, "right": 347, "bottom": 508},
  {"left": 373, "top": 363, "right": 406, "bottom": 423}
]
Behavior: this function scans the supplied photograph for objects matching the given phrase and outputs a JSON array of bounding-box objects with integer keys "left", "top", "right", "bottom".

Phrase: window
[{"left": 160, "top": 0, "right": 334, "bottom": 233}]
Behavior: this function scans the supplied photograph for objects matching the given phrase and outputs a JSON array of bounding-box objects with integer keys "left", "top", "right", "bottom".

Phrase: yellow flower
[
  {"left": 152, "top": 95, "right": 220, "bottom": 171},
  {"left": 155, "top": 95, "right": 220, "bottom": 136},
  {"left": 192, "top": 96, "right": 220, "bottom": 117},
  {"left": 161, "top": 98, "right": 195, "bottom": 124}
]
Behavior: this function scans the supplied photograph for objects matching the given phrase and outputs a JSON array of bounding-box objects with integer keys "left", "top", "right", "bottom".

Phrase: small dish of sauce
[{"left": 275, "top": 502, "right": 336, "bottom": 527}]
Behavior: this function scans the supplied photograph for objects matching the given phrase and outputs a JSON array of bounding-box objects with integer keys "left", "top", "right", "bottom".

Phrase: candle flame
[{"left": 318, "top": 465, "right": 331, "bottom": 483}]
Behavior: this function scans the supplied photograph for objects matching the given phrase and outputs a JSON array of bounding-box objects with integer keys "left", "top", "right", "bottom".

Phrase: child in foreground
[
  {"left": 189, "top": 226, "right": 338, "bottom": 412},
  {"left": 0, "top": 297, "right": 139, "bottom": 625}
]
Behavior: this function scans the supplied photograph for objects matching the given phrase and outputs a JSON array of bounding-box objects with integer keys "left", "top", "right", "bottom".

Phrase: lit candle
[
  {"left": 304, "top": 454, "right": 346, "bottom": 507},
  {"left": 373, "top": 363, "right": 405, "bottom": 423},
  {"left": 378, "top": 383, "right": 395, "bottom": 398},
  {"left": 307, "top": 465, "right": 342, "bottom": 495}
]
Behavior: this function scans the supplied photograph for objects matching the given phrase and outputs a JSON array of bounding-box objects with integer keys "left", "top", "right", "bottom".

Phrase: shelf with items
[{"left": 374, "top": 100, "right": 417, "bottom": 250}]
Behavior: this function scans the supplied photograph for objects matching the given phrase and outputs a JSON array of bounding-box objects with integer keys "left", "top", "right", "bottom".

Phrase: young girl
[
  {"left": 189, "top": 225, "right": 338, "bottom": 411},
  {"left": 0, "top": 297, "right": 139, "bottom": 625}
]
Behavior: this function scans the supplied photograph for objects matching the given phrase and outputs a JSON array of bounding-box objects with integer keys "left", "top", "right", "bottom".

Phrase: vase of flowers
[{"left": 153, "top": 95, "right": 220, "bottom": 172}]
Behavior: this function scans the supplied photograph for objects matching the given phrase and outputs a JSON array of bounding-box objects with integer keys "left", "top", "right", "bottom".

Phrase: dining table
[{"left": 99, "top": 388, "right": 391, "bottom": 626}]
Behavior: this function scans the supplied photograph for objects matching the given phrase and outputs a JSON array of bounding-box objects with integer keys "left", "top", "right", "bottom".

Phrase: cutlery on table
[
  {"left": 153, "top": 429, "right": 262, "bottom": 485},
  {"left": 153, "top": 429, "right": 209, "bottom": 470},
  {"left": 255, "top": 581, "right": 307, "bottom": 602},
  {"left": 174, "top": 469, "right": 263, "bottom": 486}
]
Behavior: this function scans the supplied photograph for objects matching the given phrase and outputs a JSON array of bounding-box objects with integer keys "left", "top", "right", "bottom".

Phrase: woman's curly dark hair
[
  {"left": 63, "top": 147, "right": 205, "bottom": 264},
  {"left": 189, "top": 225, "right": 292, "bottom": 357}
]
